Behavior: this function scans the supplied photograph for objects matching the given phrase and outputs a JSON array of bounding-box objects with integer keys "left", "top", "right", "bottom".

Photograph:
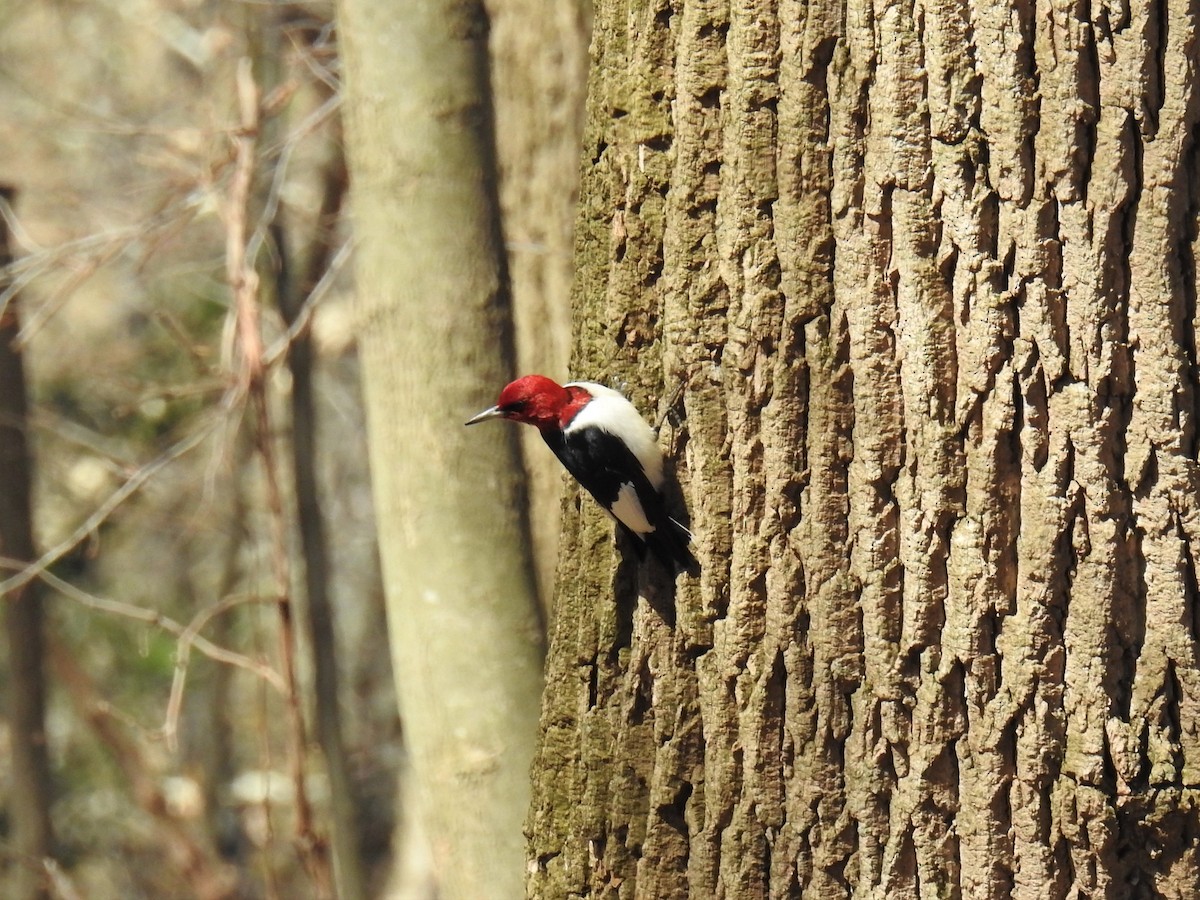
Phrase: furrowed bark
[{"left": 526, "top": 0, "right": 1200, "bottom": 897}]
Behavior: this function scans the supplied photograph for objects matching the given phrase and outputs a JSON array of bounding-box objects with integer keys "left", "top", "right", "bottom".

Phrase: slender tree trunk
[
  {"left": 488, "top": 0, "right": 590, "bottom": 612},
  {"left": 276, "top": 152, "right": 368, "bottom": 900},
  {"left": 0, "top": 187, "right": 54, "bottom": 900},
  {"left": 338, "top": 1, "right": 547, "bottom": 898},
  {"left": 526, "top": 0, "right": 1200, "bottom": 897}
]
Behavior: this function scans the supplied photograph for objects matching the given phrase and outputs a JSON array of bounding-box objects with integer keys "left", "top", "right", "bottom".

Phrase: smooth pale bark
[
  {"left": 337, "top": 1, "right": 545, "bottom": 898},
  {"left": 526, "top": 0, "right": 1200, "bottom": 897},
  {"left": 488, "top": 0, "right": 590, "bottom": 612}
]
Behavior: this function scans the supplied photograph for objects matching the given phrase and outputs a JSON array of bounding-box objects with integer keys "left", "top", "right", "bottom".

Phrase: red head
[{"left": 466, "top": 375, "right": 586, "bottom": 431}]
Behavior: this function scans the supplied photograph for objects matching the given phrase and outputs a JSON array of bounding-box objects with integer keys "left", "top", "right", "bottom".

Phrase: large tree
[{"left": 526, "top": 0, "right": 1200, "bottom": 897}]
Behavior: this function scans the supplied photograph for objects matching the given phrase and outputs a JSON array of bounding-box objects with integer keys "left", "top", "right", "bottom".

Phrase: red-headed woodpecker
[{"left": 466, "top": 375, "right": 699, "bottom": 574}]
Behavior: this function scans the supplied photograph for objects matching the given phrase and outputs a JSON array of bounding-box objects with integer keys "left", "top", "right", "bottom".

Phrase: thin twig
[
  {"left": 247, "top": 92, "right": 341, "bottom": 269},
  {"left": 17, "top": 238, "right": 129, "bottom": 341},
  {"left": 26, "top": 566, "right": 288, "bottom": 695},
  {"left": 0, "top": 191, "right": 206, "bottom": 342},
  {"left": 263, "top": 236, "right": 352, "bottom": 365},
  {"left": 25, "top": 409, "right": 140, "bottom": 475},
  {"left": 49, "top": 640, "right": 239, "bottom": 900},
  {"left": 0, "top": 418, "right": 217, "bottom": 596},
  {"left": 43, "top": 859, "right": 85, "bottom": 900},
  {"left": 285, "top": 22, "right": 341, "bottom": 94},
  {"left": 164, "top": 591, "right": 288, "bottom": 751},
  {"left": 223, "top": 56, "right": 330, "bottom": 895}
]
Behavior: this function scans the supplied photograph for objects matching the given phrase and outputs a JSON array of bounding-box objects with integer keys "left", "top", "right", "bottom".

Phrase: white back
[{"left": 564, "top": 382, "right": 665, "bottom": 489}]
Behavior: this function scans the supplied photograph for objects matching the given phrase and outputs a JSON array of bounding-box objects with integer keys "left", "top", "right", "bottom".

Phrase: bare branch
[
  {"left": 26, "top": 567, "right": 288, "bottom": 696},
  {"left": 43, "top": 859, "right": 85, "bottom": 900},
  {"left": 0, "top": 191, "right": 207, "bottom": 343},
  {"left": 49, "top": 640, "right": 239, "bottom": 900},
  {"left": 264, "top": 236, "right": 352, "bottom": 366},
  {"left": 223, "top": 55, "right": 331, "bottom": 895},
  {"left": 0, "top": 417, "right": 217, "bottom": 597},
  {"left": 164, "top": 591, "right": 290, "bottom": 751}
]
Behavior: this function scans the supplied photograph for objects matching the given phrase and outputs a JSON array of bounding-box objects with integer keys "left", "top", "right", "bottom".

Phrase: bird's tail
[{"left": 646, "top": 516, "right": 700, "bottom": 576}]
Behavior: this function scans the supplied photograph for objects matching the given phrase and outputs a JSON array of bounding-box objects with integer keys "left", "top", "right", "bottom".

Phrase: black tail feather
[
  {"left": 644, "top": 516, "right": 699, "bottom": 576},
  {"left": 616, "top": 514, "right": 699, "bottom": 576}
]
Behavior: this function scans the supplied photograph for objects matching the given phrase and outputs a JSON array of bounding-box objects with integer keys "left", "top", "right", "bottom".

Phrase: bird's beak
[{"left": 465, "top": 405, "right": 506, "bottom": 426}]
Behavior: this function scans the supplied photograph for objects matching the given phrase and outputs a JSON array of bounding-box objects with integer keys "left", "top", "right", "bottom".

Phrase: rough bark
[
  {"left": 526, "top": 0, "right": 1200, "bottom": 897},
  {"left": 337, "top": 1, "right": 547, "bottom": 898},
  {"left": 0, "top": 186, "right": 54, "bottom": 900}
]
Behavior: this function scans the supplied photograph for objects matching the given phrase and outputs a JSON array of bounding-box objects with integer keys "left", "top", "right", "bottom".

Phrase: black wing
[{"left": 542, "top": 427, "right": 699, "bottom": 574}]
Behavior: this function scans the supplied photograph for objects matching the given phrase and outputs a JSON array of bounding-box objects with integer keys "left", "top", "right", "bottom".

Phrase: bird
[{"left": 466, "top": 375, "right": 699, "bottom": 575}]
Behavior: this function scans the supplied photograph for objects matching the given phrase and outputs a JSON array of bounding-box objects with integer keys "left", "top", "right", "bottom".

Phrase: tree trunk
[
  {"left": 0, "top": 187, "right": 54, "bottom": 900},
  {"left": 489, "top": 0, "right": 590, "bottom": 612},
  {"left": 277, "top": 153, "right": 368, "bottom": 899},
  {"left": 337, "top": 1, "right": 547, "bottom": 898},
  {"left": 526, "top": 0, "right": 1200, "bottom": 897}
]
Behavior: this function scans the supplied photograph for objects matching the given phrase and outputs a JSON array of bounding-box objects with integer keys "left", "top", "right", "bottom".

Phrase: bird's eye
[{"left": 503, "top": 399, "right": 528, "bottom": 414}]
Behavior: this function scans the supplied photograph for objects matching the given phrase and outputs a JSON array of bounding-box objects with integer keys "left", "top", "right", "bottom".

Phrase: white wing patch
[{"left": 610, "top": 482, "right": 655, "bottom": 534}]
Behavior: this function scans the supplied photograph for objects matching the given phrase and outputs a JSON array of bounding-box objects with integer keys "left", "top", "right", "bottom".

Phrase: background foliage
[{"left": 0, "top": 2, "right": 402, "bottom": 896}]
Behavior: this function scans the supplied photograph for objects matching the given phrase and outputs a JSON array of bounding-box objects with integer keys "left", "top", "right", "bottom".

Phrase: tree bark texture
[
  {"left": 337, "top": 1, "right": 547, "bottom": 898},
  {"left": 526, "top": 0, "right": 1200, "bottom": 897},
  {"left": 0, "top": 187, "right": 54, "bottom": 900}
]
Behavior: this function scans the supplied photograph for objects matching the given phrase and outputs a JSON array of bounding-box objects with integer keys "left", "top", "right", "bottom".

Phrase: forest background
[{"left": 0, "top": 0, "right": 585, "bottom": 897}]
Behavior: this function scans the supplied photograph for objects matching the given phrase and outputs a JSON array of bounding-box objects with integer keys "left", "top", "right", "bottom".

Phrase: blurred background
[{"left": 0, "top": 0, "right": 586, "bottom": 896}]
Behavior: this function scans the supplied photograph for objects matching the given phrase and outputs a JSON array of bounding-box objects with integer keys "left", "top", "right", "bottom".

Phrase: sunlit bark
[{"left": 527, "top": 0, "right": 1200, "bottom": 896}]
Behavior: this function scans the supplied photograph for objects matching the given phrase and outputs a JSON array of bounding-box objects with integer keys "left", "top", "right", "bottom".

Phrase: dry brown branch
[
  {"left": 22, "top": 566, "right": 288, "bottom": 692},
  {"left": 222, "top": 56, "right": 331, "bottom": 897}
]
